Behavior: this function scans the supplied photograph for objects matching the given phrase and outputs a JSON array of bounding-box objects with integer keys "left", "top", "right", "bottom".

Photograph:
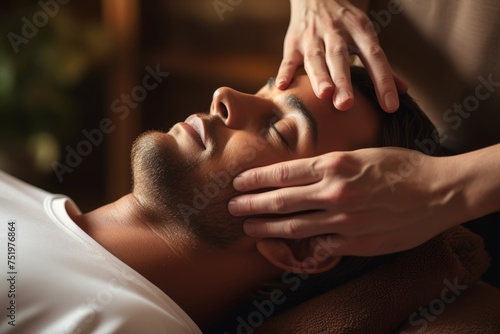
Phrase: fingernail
[
  {"left": 233, "top": 175, "right": 246, "bottom": 191},
  {"left": 384, "top": 92, "right": 398, "bottom": 111},
  {"left": 243, "top": 222, "right": 256, "bottom": 235},
  {"left": 336, "top": 89, "right": 351, "bottom": 106},
  {"left": 228, "top": 200, "right": 240, "bottom": 215}
]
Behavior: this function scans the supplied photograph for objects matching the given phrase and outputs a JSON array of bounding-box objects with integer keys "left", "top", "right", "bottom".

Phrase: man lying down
[{"left": 0, "top": 66, "right": 444, "bottom": 333}]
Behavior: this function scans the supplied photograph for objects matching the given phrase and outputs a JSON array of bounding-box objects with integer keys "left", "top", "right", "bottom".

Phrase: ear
[{"left": 256, "top": 235, "right": 342, "bottom": 274}]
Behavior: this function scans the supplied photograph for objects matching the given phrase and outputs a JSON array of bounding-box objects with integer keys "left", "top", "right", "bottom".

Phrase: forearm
[{"left": 452, "top": 144, "right": 500, "bottom": 220}]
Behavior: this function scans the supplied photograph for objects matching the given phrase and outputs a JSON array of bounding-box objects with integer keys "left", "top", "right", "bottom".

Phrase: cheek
[{"left": 215, "top": 134, "right": 288, "bottom": 176}]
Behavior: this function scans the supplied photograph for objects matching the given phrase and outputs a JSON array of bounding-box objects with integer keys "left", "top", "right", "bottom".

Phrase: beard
[{"left": 130, "top": 130, "right": 245, "bottom": 247}]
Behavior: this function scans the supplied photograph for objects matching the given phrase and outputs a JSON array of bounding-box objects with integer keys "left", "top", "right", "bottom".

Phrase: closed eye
[
  {"left": 268, "top": 116, "right": 292, "bottom": 150},
  {"left": 270, "top": 119, "right": 288, "bottom": 146}
]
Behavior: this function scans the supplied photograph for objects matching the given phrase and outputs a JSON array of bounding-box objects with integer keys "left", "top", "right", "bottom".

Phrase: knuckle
[
  {"left": 273, "top": 164, "right": 290, "bottom": 184},
  {"left": 241, "top": 196, "right": 256, "bottom": 213},
  {"left": 374, "top": 73, "right": 395, "bottom": 88},
  {"left": 316, "top": 154, "right": 358, "bottom": 204},
  {"left": 271, "top": 192, "right": 288, "bottom": 213},
  {"left": 309, "top": 153, "right": 345, "bottom": 177},
  {"left": 258, "top": 223, "right": 273, "bottom": 236},
  {"left": 284, "top": 219, "right": 303, "bottom": 238},
  {"left": 280, "top": 58, "right": 296, "bottom": 68},
  {"left": 366, "top": 44, "right": 385, "bottom": 58},
  {"left": 309, "top": 159, "right": 323, "bottom": 177},
  {"left": 327, "top": 41, "right": 348, "bottom": 58},
  {"left": 321, "top": 16, "right": 338, "bottom": 30},
  {"left": 247, "top": 170, "right": 261, "bottom": 187},
  {"left": 305, "top": 48, "right": 325, "bottom": 61},
  {"left": 281, "top": 57, "right": 294, "bottom": 66},
  {"left": 322, "top": 152, "right": 350, "bottom": 173}
]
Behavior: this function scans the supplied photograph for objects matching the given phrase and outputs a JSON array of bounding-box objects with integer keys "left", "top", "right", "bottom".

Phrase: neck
[{"left": 72, "top": 194, "right": 280, "bottom": 329}]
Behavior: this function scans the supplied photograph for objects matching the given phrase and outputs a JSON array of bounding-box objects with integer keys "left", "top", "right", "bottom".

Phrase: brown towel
[
  {"left": 254, "top": 226, "right": 500, "bottom": 334},
  {"left": 396, "top": 280, "right": 500, "bottom": 333}
]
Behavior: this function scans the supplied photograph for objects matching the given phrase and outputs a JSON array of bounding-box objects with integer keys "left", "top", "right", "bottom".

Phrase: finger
[
  {"left": 346, "top": 18, "right": 399, "bottom": 112},
  {"left": 229, "top": 182, "right": 326, "bottom": 216},
  {"left": 324, "top": 33, "right": 354, "bottom": 111},
  {"left": 276, "top": 49, "right": 303, "bottom": 90},
  {"left": 303, "top": 40, "right": 334, "bottom": 100},
  {"left": 243, "top": 211, "right": 346, "bottom": 239},
  {"left": 359, "top": 46, "right": 399, "bottom": 113},
  {"left": 233, "top": 157, "right": 323, "bottom": 191},
  {"left": 358, "top": 45, "right": 399, "bottom": 113}
]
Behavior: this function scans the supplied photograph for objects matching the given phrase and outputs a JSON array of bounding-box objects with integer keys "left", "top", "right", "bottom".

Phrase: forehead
[{"left": 261, "top": 74, "right": 383, "bottom": 153}]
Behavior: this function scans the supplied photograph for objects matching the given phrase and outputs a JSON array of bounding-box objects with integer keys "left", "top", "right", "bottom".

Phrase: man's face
[{"left": 131, "top": 74, "right": 381, "bottom": 245}]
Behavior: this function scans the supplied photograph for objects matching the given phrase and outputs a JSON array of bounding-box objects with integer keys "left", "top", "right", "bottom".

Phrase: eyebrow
[
  {"left": 267, "top": 77, "right": 318, "bottom": 146},
  {"left": 285, "top": 95, "right": 318, "bottom": 146}
]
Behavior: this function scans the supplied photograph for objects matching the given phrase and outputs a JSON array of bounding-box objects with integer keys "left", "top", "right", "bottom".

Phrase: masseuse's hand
[
  {"left": 279, "top": 0, "right": 406, "bottom": 112},
  {"left": 228, "top": 147, "right": 468, "bottom": 256}
]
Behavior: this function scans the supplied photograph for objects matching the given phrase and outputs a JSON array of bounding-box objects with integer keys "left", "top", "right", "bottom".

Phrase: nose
[
  {"left": 211, "top": 87, "right": 232, "bottom": 124},
  {"left": 210, "top": 87, "right": 269, "bottom": 129}
]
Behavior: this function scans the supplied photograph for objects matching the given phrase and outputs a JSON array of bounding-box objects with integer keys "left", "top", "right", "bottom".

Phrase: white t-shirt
[{"left": 0, "top": 170, "right": 202, "bottom": 334}]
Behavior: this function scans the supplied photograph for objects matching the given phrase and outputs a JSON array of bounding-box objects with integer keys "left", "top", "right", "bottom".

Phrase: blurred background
[{"left": 0, "top": 0, "right": 289, "bottom": 212}]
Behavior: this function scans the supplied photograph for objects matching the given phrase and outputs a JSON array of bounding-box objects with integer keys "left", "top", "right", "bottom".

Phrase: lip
[{"left": 182, "top": 115, "right": 207, "bottom": 149}]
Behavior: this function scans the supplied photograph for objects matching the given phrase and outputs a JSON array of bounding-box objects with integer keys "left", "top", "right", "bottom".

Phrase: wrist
[
  {"left": 426, "top": 155, "right": 474, "bottom": 229},
  {"left": 442, "top": 144, "right": 500, "bottom": 223},
  {"left": 461, "top": 144, "right": 500, "bottom": 219}
]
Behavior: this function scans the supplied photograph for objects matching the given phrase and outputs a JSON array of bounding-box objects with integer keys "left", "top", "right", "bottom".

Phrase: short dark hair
[{"left": 350, "top": 66, "right": 439, "bottom": 154}]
